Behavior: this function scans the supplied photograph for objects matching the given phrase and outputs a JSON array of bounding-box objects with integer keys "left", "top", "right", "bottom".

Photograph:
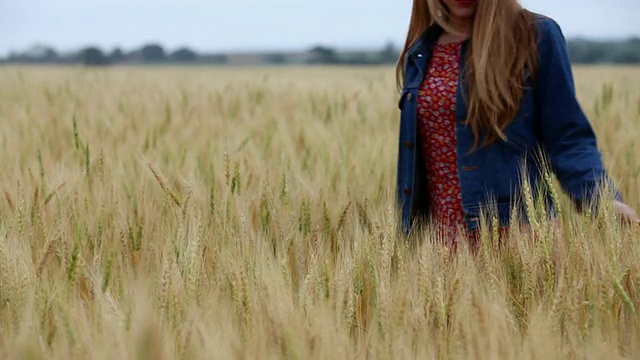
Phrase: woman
[{"left": 395, "top": 0, "right": 639, "bottom": 245}]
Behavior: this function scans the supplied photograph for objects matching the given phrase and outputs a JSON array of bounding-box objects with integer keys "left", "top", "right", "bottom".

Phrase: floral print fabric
[{"left": 416, "top": 42, "right": 465, "bottom": 245}]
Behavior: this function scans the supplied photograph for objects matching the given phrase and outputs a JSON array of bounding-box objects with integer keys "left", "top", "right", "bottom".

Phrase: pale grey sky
[{"left": 1, "top": 0, "right": 639, "bottom": 56}]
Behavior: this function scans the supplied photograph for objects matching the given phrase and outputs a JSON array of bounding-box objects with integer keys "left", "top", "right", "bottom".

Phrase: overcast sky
[{"left": 1, "top": 0, "right": 639, "bottom": 56}]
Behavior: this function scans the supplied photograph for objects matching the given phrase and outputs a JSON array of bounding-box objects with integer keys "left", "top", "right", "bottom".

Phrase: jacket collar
[
  {"left": 402, "top": 23, "right": 470, "bottom": 91},
  {"left": 403, "top": 24, "right": 447, "bottom": 89},
  {"left": 406, "top": 23, "right": 445, "bottom": 59}
]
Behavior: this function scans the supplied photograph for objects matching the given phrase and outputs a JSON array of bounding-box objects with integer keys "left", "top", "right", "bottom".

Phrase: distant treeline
[
  {"left": 567, "top": 38, "right": 640, "bottom": 64},
  {"left": 2, "top": 38, "right": 640, "bottom": 66}
]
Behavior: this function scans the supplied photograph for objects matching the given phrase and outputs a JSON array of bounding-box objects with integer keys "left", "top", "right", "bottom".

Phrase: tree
[
  {"left": 19, "top": 45, "right": 58, "bottom": 63},
  {"left": 170, "top": 47, "right": 198, "bottom": 62},
  {"left": 612, "top": 47, "right": 640, "bottom": 64},
  {"left": 108, "top": 47, "right": 125, "bottom": 63},
  {"left": 379, "top": 40, "right": 399, "bottom": 64},
  {"left": 140, "top": 44, "right": 166, "bottom": 63},
  {"left": 308, "top": 46, "right": 339, "bottom": 64},
  {"left": 567, "top": 40, "right": 609, "bottom": 63},
  {"left": 80, "top": 47, "right": 110, "bottom": 66},
  {"left": 42, "top": 47, "right": 58, "bottom": 62}
]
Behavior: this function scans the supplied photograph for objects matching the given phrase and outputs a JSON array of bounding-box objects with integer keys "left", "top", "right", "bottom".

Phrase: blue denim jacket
[{"left": 396, "top": 14, "right": 621, "bottom": 235}]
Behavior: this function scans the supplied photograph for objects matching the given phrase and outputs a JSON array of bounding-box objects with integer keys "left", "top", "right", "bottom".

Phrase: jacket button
[
  {"left": 405, "top": 141, "right": 413, "bottom": 149},
  {"left": 403, "top": 188, "right": 411, "bottom": 195},
  {"left": 406, "top": 93, "right": 413, "bottom": 101}
]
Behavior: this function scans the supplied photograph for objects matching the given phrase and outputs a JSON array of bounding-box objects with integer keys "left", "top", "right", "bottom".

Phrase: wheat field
[{"left": 0, "top": 65, "right": 638, "bottom": 359}]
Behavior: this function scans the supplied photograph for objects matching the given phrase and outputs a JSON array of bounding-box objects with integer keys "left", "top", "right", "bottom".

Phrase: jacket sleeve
[{"left": 534, "top": 17, "right": 623, "bottom": 210}]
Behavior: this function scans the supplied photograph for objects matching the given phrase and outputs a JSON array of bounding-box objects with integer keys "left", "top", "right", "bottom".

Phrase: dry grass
[{"left": 0, "top": 65, "right": 638, "bottom": 359}]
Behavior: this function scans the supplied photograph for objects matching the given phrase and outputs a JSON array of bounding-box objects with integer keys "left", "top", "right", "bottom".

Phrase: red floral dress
[{"left": 416, "top": 42, "right": 465, "bottom": 246}]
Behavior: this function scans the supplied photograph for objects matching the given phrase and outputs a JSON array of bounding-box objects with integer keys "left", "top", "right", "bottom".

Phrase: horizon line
[{"left": 2, "top": 34, "right": 639, "bottom": 58}]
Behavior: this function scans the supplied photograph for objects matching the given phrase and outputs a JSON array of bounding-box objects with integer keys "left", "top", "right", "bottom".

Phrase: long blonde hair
[{"left": 396, "top": 0, "right": 539, "bottom": 149}]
